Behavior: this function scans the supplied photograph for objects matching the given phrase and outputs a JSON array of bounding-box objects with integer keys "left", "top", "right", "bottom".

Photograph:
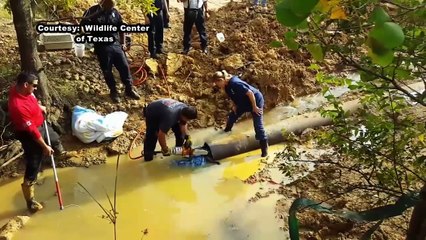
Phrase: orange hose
[
  {"left": 126, "top": 47, "right": 148, "bottom": 87},
  {"left": 128, "top": 129, "right": 144, "bottom": 160},
  {"left": 132, "top": 64, "right": 148, "bottom": 86}
]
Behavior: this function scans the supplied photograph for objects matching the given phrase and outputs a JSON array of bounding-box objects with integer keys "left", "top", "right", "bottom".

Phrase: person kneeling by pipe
[
  {"left": 8, "top": 72, "right": 66, "bottom": 213},
  {"left": 142, "top": 99, "right": 198, "bottom": 161},
  {"left": 212, "top": 70, "right": 269, "bottom": 157}
]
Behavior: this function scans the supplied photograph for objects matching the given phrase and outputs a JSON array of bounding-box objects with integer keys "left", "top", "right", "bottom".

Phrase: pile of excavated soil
[
  {"left": 0, "top": 0, "right": 320, "bottom": 175},
  {"left": 166, "top": 1, "right": 319, "bottom": 110},
  {"left": 0, "top": 216, "right": 30, "bottom": 240},
  {"left": 209, "top": 3, "right": 319, "bottom": 105}
]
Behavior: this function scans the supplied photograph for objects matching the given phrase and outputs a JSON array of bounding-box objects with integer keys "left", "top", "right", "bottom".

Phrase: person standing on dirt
[
  {"left": 212, "top": 70, "right": 269, "bottom": 157},
  {"left": 250, "top": 0, "right": 268, "bottom": 10},
  {"left": 163, "top": 0, "right": 171, "bottom": 28},
  {"left": 80, "top": 0, "right": 141, "bottom": 103},
  {"left": 180, "top": 0, "right": 209, "bottom": 54},
  {"left": 145, "top": 0, "right": 170, "bottom": 59},
  {"left": 8, "top": 72, "right": 66, "bottom": 213},
  {"left": 142, "top": 99, "right": 197, "bottom": 161}
]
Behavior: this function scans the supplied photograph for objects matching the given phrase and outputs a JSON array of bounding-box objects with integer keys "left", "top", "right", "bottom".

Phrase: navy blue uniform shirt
[
  {"left": 81, "top": 5, "right": 123, "bottom": 46},
  {"left": 146, "top": 99, "right": 187, "bottom": 133},
  {"left": 153, "top": 0, "right": 163, "bottom": 10},
  {"left": 225, "top": 76, "right": 262, "bottom": 111}
]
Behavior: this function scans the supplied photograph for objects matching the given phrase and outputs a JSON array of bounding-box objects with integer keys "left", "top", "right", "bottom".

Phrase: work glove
[
  {"left": 162, "top": 147, "right": 171, "bottom": 156},
  {"left": 183, "top": 135, "right": 192, "bottom": 149}
]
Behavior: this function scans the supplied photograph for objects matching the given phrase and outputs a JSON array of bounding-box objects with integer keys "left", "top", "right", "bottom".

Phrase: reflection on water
[{"left": 1, "top": 145, "right": 290, "bottom": 240}]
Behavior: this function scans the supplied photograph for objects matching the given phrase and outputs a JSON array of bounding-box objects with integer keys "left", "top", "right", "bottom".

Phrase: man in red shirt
[{"left": 8, "top": 72, "right": 65, "bottom": 213}]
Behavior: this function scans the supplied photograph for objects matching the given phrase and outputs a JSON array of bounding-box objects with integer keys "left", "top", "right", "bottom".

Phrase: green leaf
[
  {"left": 270, "top": 40, "right": 284, "bottom": 48},
  {"left": 308, "top": 64, "right": 320, "bottom": 70},
  {"left": 367, "top": 36, "right": 390, "bottom": 55},
  {"left": 348, "top": 84, "right": 359, "bottom": 90},
  {"left": 285, "top": 31, "right": 297, "bottom": 39},
  {"left": 284, "top": 31, "right": 299, "bottom": 50},
  {"left": 418, "top": 134, "right": 425, "bottom": 143},
  {"left": 369, "top": 22, "right": 405, "bottom": 49},
  {"left": 368, "top": 49, "right": 394, "bottom": 67},
  {"left": 289, "top": 0, "right": 319, "bottom": 16},
  {"left": 296, "top": 19, "right": 309, "bottom": 30},
  {"left": 360, "top": 71, "right": 377, "bottom": 82},
  {"left": 276, "top": 1, "right": 310, "bottom": 27},
  {"left": 395, "top": 69, "right": 412, "bottom": 80},
  {"left": 285, "top": 38, "right": 300, "bottom": 50},
  {"left": 306, "top": 43, "right": 324, "bottom": 61},
  {"left": 369, "top": 7, "right": 391, "bottom": 25}
]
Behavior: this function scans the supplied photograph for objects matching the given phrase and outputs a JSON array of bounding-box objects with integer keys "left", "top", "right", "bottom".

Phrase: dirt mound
[
  {"left": 201, "top": 2, "right": 319, "bottom": 106},
  {"left": 0, "top": 0, "right": 320, "bottom": 175},
  {"left": 39, "top": 0, "right": 320, "bottom": 131},
  {"left": 0, "top": 216, "right": 30, "bottom": 240}
]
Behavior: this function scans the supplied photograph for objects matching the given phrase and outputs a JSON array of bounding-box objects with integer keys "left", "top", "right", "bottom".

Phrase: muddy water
[
  {"left": 0, "top": 76, "right": 359, "bottom": 239},
  {"left": 0, "top": 143, "right": 289, "bottom": 240}
]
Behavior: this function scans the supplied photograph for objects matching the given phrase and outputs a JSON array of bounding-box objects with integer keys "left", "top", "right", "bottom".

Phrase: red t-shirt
[{"left": 8, "top": 85, "right": 44, "bottom": 140}]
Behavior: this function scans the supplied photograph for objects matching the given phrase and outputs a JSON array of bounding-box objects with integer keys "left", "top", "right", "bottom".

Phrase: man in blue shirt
[
  {"left": 212, "top": 70, "right": 268, "bottom": 157},
  {"left": 142, "top": 99, "right": 198, "bottom": 161}
]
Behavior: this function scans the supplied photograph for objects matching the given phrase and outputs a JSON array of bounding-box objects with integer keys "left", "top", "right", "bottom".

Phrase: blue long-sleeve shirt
[{"left": 225, "top": 76, "right": 263, "bottom": 111}]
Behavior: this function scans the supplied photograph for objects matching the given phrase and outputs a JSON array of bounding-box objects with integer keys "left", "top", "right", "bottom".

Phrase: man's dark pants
[
  {"left": 15, "top": 124, "right": 61, "bottom": 183},
  {"left": 95, "top": 44, "right": 133, "bottom": 94},
  {"left": 148, "top": 10, "right": 164, "bottom": 56},
  {"left": 225, "top": 95, "right": 267, "bottom": 141},
  {"left": 163, "top": 0, "right": 170, "bottom": 28},
  {"left": 143, "top": 113, "right": 184, "bottom": 161},
  {"left": 183, "top": 8, "right": 207, "bottom": 51}
]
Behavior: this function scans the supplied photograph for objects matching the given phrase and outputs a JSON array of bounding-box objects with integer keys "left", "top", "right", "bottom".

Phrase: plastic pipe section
[{"left": 204, "top": 100, "right": 361, "bottom": 161}]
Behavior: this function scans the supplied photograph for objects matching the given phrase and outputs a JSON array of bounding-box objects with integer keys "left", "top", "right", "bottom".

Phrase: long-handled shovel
[{"left": 44, "top": 120, "right": 64, "bottom": 210}]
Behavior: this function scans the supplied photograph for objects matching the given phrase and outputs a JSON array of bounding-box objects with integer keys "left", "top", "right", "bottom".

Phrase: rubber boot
[
  {"left": 125, "top": 86, "right": 141, "bottom": 100},
  {"left": 224, "top": 122, "right": 233, "bottom": 132},
  {"left": 21, "top": 181, "right": 43, "bottom": 213},
  {"left": 53, "top": 141, "right": 66, "bottom": 155},
  {"left": 260, "top": 139, "right": 268, "bottom": 157},
  {"left": 110, "top": 90, "right": 121, "bottom": 103}
]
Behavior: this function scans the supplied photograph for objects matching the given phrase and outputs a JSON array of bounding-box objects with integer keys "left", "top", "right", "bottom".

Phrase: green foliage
[
  {"left": 276, "top": 3, "right": 307, "bottom": 27},
  {"left": 270, "top": 40, "right": 284, "bottom": 48},
  {"left": 43, "top": 0, "right": 77, "bottom": 11},
  {"left": 306, "top": 43, "right": 324, "bottom": 61},
  {"left": 288, "top": 0, "right": 319, "bottom": 16},
  {"left": 275, "top": 0, "right": 426, "bottom": 233},
  {"left": 274, "top": 0, "right": 426, "bottom": 73},
  {"left": 31, "top": 0, "right": 82, "bottom": 19},
  {"left": 284, "top": 31, "right": 299, "bottom": 50},
  {"left": 369, "top": 7, "right": 390, "bottom": 25},
  {"left": 127, "top": 0, "right": 158, "bottom": 15},
  {"left": 2, "top": 0, "right": 10, "bottom": 14},
  {"left": 367, "top": 21, "right": 405, "bottom": 65},
  {"left": 368, "top": 48, "right": 394, "bottom": 67},
  {"left": 318, "top": 88, "right": 426, "bottom": 192}
]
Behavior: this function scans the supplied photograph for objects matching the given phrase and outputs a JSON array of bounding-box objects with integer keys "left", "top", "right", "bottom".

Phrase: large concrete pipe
[
  {"left": 204, "top": 80, "right": 425, "bottom": 161},
  {"left": 203, "top": 99, "right": 361, "bottom": 160}
]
